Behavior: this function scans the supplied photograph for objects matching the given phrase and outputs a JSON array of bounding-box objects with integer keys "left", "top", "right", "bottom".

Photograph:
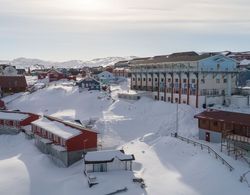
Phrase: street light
[{"left": 175, "top": 102, "right": 179, "bottom": 137}]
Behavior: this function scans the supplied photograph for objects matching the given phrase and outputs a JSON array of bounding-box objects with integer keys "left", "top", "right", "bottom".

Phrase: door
[{"left": 205, "top": 132, "right": 210, "bottom": 142}]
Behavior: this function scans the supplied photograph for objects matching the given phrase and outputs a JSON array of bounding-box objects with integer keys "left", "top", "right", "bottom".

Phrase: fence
[{"left": 171, "top": 133, "right": 234, "bottom": 171}]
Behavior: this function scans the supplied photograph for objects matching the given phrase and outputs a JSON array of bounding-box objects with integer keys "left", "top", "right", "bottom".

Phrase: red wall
[{"left": 66, "top": 130, "right": 97, "bottom": 152}]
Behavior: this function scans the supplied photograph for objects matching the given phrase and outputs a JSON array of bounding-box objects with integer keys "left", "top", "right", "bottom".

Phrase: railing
[{"left": 171, "top": 133, "right": 234, "bottom": 171}]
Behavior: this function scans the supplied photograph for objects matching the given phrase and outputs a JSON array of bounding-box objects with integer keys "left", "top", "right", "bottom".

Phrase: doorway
[{"left": 205, "top": 132, "right": 210, "bottom": 142}]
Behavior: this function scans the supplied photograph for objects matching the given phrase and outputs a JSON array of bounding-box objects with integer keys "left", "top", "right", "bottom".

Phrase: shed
[{"left": 84, "top": 150, "right": 135, "bottom": 172}]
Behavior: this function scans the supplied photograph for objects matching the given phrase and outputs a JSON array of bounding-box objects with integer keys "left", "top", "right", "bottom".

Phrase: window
[
  {"left": 161, "top": 96, "right": 164, "bottom": 101},
  {"left": 201, "top": 79, "right": 205, "bottom": 84},
  {"left": 155, "top": 95, "right": 158, "bottom": 100},
  {"left": 61, "top": 138, "right": 66, "bottom": 146},
  {"left": 54, "top": 135, "right": 59, "bottom": 143},
  {"left": 168, "top": 97, "right": 171, "bottom": 102},
  {"left": 175, "top": 98, "right": 178, "bottom": 103},
  {"left": 216, "top": 79, "right": 220, "bottom": 83},
  {"left": 143, "top": 78, "right": 146, "bottom": 81},
  {"left": 42, "top": 129, "right": 46, "bottom": 137},
  {"left": 214, "top": 121, "right": 218, "bottom": 126},
  {"left": 138, "top": 78, "right": 140, "bottom": 81},
  {"left": 132, "top": 78, "right": 135, "bottom": 81},
  {"left": 217, "top": 64, "right": 220, "bottom": 70},
  {"left": 191, "top": 79, "right": 196, "bottom": 83},
  {"left": 183, "top": 79, "right": 187, "bottom": 83},
  {"left": 175, "top": 79, "right": 178, "bottom": 83},
  {"left": 48, "top": 132, "right": 52, "bottom": 139},
  {"left": 148, "top": 78, "right": 151, "bottom": 82},
  {"left": 155, "top": 78, "right": 158, "bottom": 82},
  {"left": 223, "top": 79, "right": 227, "bottom": 83},
  {"left": 161, "top": 78, "right": 164, "bottom": 82},
  {"left": 168, "top": 78, "right": 171, "bottom": 82}
]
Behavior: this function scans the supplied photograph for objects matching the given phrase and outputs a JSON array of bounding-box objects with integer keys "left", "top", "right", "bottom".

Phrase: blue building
[{"left": 76, "top": 77, "right": 101, "bottom": 91}]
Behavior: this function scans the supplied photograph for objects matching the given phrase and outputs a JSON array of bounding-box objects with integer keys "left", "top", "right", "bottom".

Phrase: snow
[
  {"left": 0, "top": 111, "right": 29, "bottom": 121},
  {"left": 32, "top": 117, "right": 81, "bottom": 140},
  {"left": 1, "top": 56, "right": 136, "bottom": 69},
  {"left": 0, "top": 78, "right": 250, "bottom": 195},
  {"left": 240, "top": 59, "right": 250, "bottom": 66},
  {"left": 85, "top": 150, "right": 134, "bottom": 162}
]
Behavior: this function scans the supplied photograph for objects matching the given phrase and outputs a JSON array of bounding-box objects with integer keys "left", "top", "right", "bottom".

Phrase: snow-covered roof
[
  {"left": 84, "top": 150, "right": 135, "bottom": 163},
  {"left": 31, "top": 117, "right": 81, "bottom": 140},
  {"left": 240, "top": 59, "right": 250, "bottom": 66},
  {"left": 0, "top": 111, "right": 29, "bottom": 121}
]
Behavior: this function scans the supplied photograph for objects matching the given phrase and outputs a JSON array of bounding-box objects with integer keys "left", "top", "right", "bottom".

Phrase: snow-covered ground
[{"left": 1, "top": 78, "right": 250, "bottom": 195}]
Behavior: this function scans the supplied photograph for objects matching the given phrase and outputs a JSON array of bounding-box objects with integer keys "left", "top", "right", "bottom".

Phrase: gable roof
[
  {"left": 31, "top": 115, "right": 97, "bottom": 140},
  {"left": 32, "top": 117, "right": 81, "bottom": 140},
  {"left": 84, "top": 150, "right": 135, "bottom": 164},
  {"left": 129, "top": 52, "right": 212, "bottom": 65},
  {"left": 77, "top": 77, "right": 101, "bottom": 85},
  {"left": 0, "top": 76, "right": 27, "bottom": 88},
  {"left": 194, "top": 109, "right": 250, "bottom": 127}
]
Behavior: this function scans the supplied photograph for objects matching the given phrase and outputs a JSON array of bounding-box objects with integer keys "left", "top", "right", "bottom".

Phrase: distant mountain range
[{"left": 0, "top": 56, "right": 136, "bottom": 70}]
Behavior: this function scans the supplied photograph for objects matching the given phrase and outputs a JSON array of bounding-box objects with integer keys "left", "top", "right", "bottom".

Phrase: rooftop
[
  {"left": 129, "top": 52, "right": 212, "bottom": 65},
  {"left": 84, "top": 150, "right": 135, "bottom": 163},
  {"left": 32, "top": 117, "right": 82, "bottom": 140},
  {"left": 0, "top": 111, "right": 29, "bottom": 121},
  {"left": 194, "top": 109, "right": 250, "bottom": 127}
]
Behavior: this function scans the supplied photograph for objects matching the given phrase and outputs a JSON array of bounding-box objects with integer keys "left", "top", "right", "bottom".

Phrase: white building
[
  {"left": 130, "top": 52, "right": 238, "bottom": 108},
  {"left": 97, "top": 71, "right": 114, "bottom": 83},
  {"left": 84, "top": 150, "right": 135, "bottom": 172}
]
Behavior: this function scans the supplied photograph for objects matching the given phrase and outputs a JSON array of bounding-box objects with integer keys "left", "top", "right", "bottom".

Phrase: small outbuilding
[
  {"left": 84, "top": 150, "right": 135, "bottom": 172},
  {"left": 31, "top": 115, "right": 98, "bottom": 167}
]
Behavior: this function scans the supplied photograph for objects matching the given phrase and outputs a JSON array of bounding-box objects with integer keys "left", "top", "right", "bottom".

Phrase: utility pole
[{"left": 175, "top": 102, "right": 179, "bottom": 137}]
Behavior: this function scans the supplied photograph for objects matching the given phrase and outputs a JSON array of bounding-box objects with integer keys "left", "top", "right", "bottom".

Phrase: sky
[{"left": 0, "top": 0, "right": 250, "bottom": 61}]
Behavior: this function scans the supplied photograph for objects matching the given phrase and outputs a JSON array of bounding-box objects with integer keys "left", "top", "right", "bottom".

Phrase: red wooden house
[
  {"left": 37, "top": 72, "right": 48, "bottom": 79},
  {"left": 47, "top": 69, "right": 64, "bottom": 82},
  {"left": 0, "top": 76, "right": 27, "bottom": 94},
  {"left": 31, "top": 115, "right": 98, "bottom": 167},
  {"left": 0, "top": 110, "right": 39, "bottom": 135}
]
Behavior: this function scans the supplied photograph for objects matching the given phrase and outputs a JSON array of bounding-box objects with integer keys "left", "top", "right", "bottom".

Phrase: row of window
[
  {"left": 133, "top": 77, "right": 197, "bottom": 83},
  {"left": 32, "top": 125, "right": 66, "bottom": 147},
  {"left": 133, "top": 77, "right": 228, "bottom": 84},
  {"left": 132, "top": 86, "right": 197, "bottom": 94},
  {"left": 0, "top": 120, "right": 20, "bottom": 128},
  {"left": 155, "top": 96, "right": 188, "bottom": 104}
]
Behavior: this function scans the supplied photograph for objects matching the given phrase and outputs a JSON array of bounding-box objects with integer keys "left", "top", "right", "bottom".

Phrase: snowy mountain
[{"left": 0, "top": 56, "right": 136, "bottom": 69}]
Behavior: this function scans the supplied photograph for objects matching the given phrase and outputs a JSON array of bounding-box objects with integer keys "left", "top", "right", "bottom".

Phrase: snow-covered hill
[{"left": 0, "top": 56, "right": 136, "bottom": 69}]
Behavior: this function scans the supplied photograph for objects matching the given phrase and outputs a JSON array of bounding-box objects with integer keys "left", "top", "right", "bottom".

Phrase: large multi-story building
[{"left": 130, "top": 52, "right": 238, "bottom": 108}]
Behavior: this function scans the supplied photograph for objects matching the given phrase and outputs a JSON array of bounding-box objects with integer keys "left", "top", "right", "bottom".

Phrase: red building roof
[{"left": 194, "top": 109, "right": 250, "bottom": 126}]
